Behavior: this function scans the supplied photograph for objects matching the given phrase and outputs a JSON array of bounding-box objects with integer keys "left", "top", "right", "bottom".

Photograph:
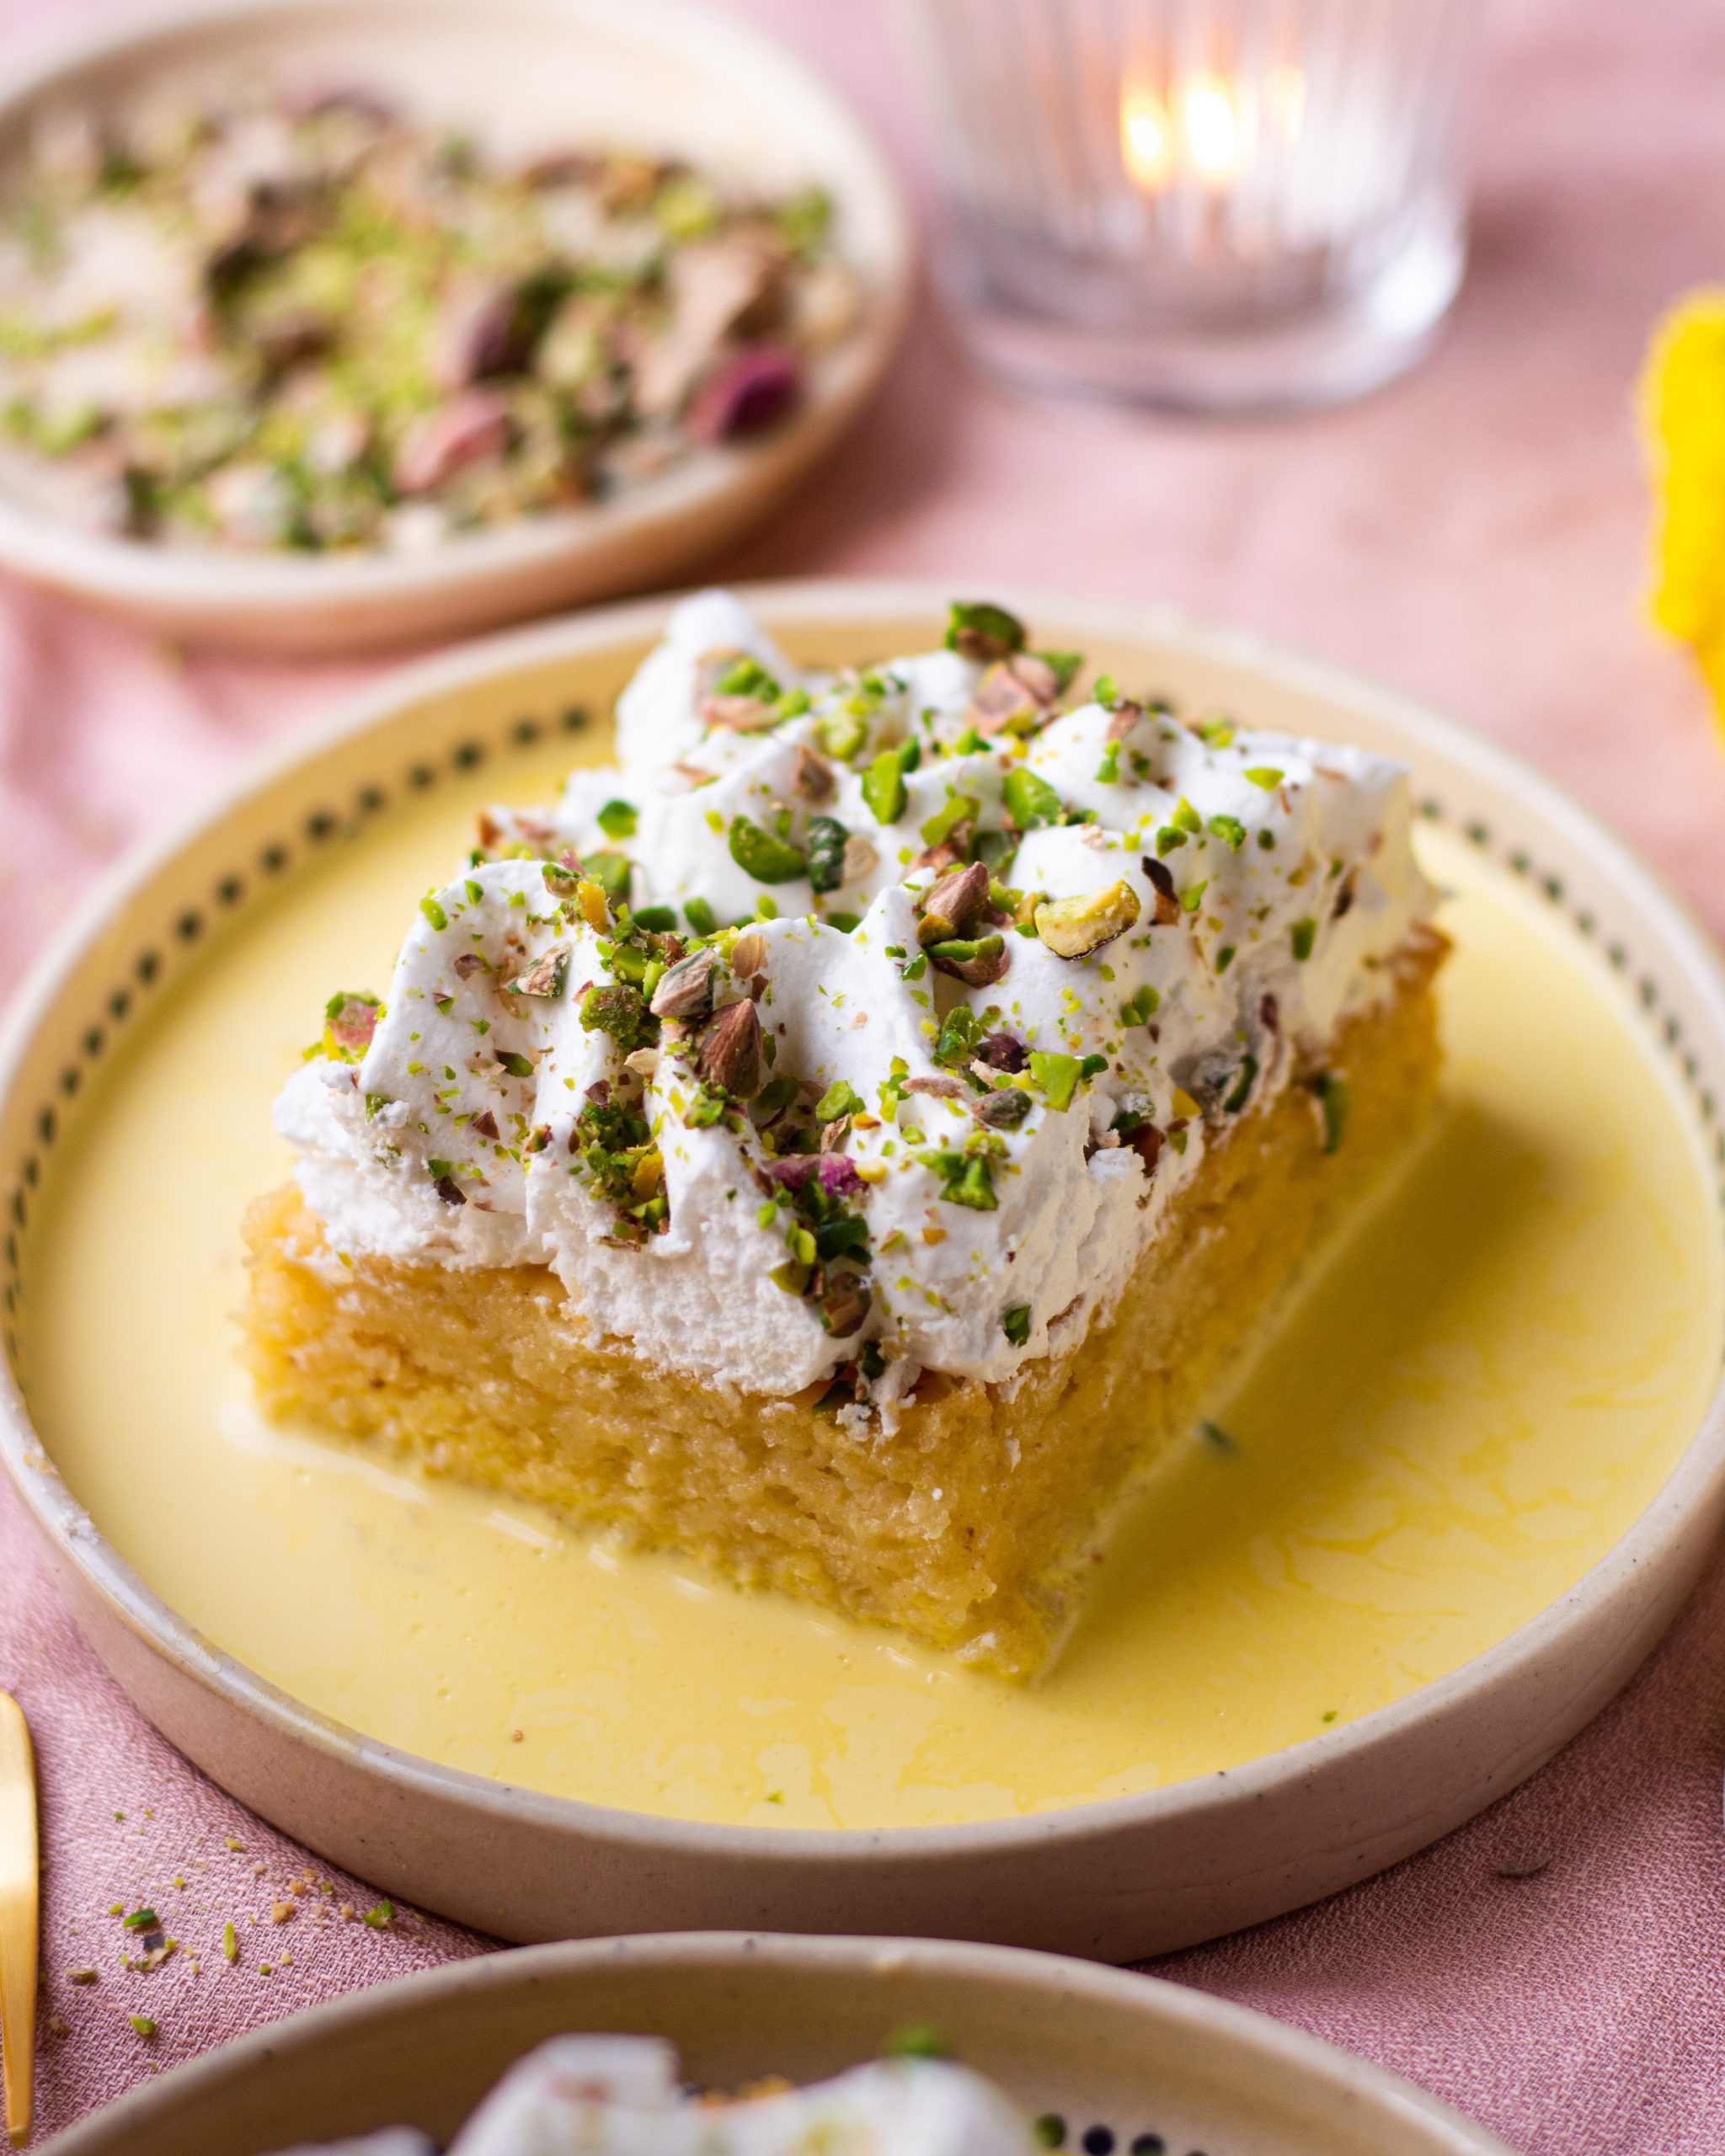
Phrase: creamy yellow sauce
[{"left": 18, "top": 739, "right": 1723, "bottom": 1831}]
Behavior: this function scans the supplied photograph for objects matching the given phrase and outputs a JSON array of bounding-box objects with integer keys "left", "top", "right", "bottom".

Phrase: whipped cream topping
[
  {"left": 278, "top": 591, "right": 1437, "bottom": 1417},
  {"left": 428, "top": 2035, "right": 1034, "bottom": 2156}
]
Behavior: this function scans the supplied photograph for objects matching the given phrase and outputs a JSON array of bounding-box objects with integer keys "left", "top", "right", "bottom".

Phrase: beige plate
[
  {"left": 3, "top": 579, "right": 1725, "bottom": 1959},
  {"left": 0, "top": 0, "right": 912, "bottom": 655},
  {"left": 39, "top": 1931, "right": 1515, "bottom": 2156}
]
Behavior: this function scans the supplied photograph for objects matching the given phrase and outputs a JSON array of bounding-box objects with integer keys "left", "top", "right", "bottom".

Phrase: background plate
[
  {"left": 0, "top": 0, "right": 912, "bottom": 654},
  {"left": 40, "top": 1932, "right": 1515, "bottom": 2156}
]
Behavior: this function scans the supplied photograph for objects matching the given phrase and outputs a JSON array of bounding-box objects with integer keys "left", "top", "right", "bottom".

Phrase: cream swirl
[
  {"left": 434, "top": 2036, "right": 1035, "bottom": 2156},
  {"left": 277, "top": 591, "right": 1437, "bottom": 1415}
]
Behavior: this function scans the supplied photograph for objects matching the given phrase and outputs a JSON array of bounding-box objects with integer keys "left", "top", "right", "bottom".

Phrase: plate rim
[
  {"left": 3, "top": 573, "right": 1723, "bottom": 1868},
  {"left": 0, "top": 0, "right": 916, "bottom": 634},
  {"left": 36, "top": 1929, "right": 1519, "bottom": 2156}
]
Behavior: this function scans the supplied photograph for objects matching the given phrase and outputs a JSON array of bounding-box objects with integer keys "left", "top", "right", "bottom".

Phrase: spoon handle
[{"left": 0, "top": 1691, "right": 36, "bottom": 2148}]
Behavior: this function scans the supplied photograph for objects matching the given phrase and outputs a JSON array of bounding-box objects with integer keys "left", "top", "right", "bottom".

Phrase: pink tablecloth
[{"left": 4, "top": 0, "right": 1725, "bottom": 2147}]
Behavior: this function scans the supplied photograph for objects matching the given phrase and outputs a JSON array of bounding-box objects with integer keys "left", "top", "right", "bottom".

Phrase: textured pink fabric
[{"left": 3, "top": 0, "right": 1725, "bottom": 2148}]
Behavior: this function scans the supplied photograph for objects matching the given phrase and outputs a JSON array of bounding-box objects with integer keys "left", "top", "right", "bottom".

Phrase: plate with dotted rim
[
  {"left": 0, "top": 0, "right": 912, "bottom": 655},
  {"left": 39, "top": 1933, "right": 1514, "bottom": 2156},
  {"left": 3, "top": 578, "right": 1724, "bottom": 1959}
]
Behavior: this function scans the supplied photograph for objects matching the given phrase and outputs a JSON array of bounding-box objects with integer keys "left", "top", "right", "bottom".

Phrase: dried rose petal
[
  {"left": 816, "top": 1155, "right": 866, "bottom": 1198},
  {"left": 976, "top": 1032, "right": 1028, "bottom": 1073},
  {"left": 686, "top": 345, "right": 802, "bottom": 443},
  {"left": 326, "top": 994, "right": 380, "bottom": 1053},
  {"left": 449, "top": 282, "right": 539, "bottom": 384},
  {"left": 766, "top": 1156, "right": 819, "bottom": 1192},
  {"left": 394, "top": 389, "right": 513, "bottom": 495}
]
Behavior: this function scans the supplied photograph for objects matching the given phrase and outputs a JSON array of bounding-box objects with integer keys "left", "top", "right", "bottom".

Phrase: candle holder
[{"left": 897, "top": 0, "right": 1481, "bottom": 414}]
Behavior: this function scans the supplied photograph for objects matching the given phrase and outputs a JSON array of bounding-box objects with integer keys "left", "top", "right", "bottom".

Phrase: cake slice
[{"left": 243, "top": 593, "right": 1445, "bottom": 1677}]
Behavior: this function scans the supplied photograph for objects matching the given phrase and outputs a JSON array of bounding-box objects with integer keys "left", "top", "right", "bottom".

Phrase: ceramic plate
[
  {"left": 40, "top": 1932, "right": 1514, "bottom": 2156},
  {"left": 0, "top": 0, "right": 911, "bottom": 654},
  {"left": 3, "top": 581, "right": 1724, "bottom": 1958}
]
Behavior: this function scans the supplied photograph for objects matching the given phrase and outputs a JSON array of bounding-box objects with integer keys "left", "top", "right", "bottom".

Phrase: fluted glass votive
[{"left": 897, "top": 0, "right": 1481, "bottom": 414}]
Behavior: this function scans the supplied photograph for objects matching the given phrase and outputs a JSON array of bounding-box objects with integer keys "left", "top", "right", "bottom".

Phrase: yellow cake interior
[{"left": 243, "top": 932, "right": 1445, "bottom": 1679}]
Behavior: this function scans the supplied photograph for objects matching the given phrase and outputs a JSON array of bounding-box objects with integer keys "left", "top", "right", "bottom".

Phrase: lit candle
[
  {"left": 1182, "top": 79, "right": 1245, "bottom": 188},
  {"left": 900, "top": 0, "right": 1479, "bottom": 411},
  {"left": 1119, "top": 88, "right": 1173, "bottom": 193},
  {"left": 1120, "top": 70, "right": 1283, "bottom": 200}
]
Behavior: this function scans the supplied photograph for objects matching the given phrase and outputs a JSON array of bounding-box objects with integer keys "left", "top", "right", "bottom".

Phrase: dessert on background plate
[
  {"left": 0, "top": 83, "right": 856, "bottom": 554},
  {"left": 275, "top": 2035, "right": 1037, "bottom": 2156},
  {"left": 243, "top": 590, "right": 1446, "bottom": 1678}
]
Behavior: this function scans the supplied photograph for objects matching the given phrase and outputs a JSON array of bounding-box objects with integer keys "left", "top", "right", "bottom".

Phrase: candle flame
[
  {"left": 1183, "top": 80, "right": 1243, "bottom": 185},
  {"left": 1119, "top": 89, "right": 1173, "bottom": 192},
  {"left": 1121, "top": 75, "right": 1258, "bottom": 195}
]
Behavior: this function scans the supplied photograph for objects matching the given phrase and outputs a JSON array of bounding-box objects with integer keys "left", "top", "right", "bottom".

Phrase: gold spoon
[{"left": 0, "top": 1691, "right": 35, "bottom": 2148}]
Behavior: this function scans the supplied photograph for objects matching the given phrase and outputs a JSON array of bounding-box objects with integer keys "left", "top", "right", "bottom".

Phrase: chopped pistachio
[
  {"left": 816, "top": 1080, "right": 863, "bottom": 1123},
  {"left": 1028, "top": 1049, "right": 1105, "bottom": 1111},
  {"left": 504, "top": 947, "right": 569, "bottom": 1000},
  {"left": 806, "top": 814, "right": 849, "bottom": 894},
  {"left": 585, "top": 851, "right": 632, "bottom": 901},
  {"left": 1309, "top": 1070, "right": 1349, "bottom": 1151},
  {"left": 816, "top": 708, "right": 868, "bottom": 762},
  {"left": 887, "top": 2020, "right": 952, "bottom": 2060},
  {"left": 697, "top": 999, "right": 763, "bottom": 1098},
  {"left": 728, "top": 815, "right": 807, "bottom": 883},
  {"left": 1001, "top": 766, "right": 1064, "bottom": 831},
  {"left": 862, "top": 746, "right": 910, "bottom": 825},
  {"left": 1033, "top": 880, "right": 1140, "bottom": 958},
  {"left": 945, "top": 600, "right": 1025, "bottom": 662}
]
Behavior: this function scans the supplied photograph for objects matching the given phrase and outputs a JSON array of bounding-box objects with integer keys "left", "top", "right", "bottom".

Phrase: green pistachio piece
[
  {"left": 816, "top": 1079, "right": 864, "bottom": 1122},
  {"left": 920, "top": 792, "right": 980, "bottom": 850},
  {"left": 806, "top": 814, "right": 849, "bottom": 894},
  {"left": 945, "top": 600, "right": 1026, "bottom": 662},
  {"left": 585, "top": 851, "right": 632, "bottom": 900},
  {"left": 1028, "top": 1049, "right": 1082, "bottom": 1112},
  {"left": 579, "top": 982, "right": 647, "bottom": 1049},
  {"left": 1310, "top": 1070, "right": 1349, "bottom": 1152},
  {"left": 1001, "top": 766, "right": 1065, "bottom": 830},
  {"left": 816, "top": 708, "right": 868, "bottom": 762},
  {"left": 1033, "top": 880, "right": 1141, "bottom": 958},
  {"left": 504, "top": 947, "right": 569, "bottom": 1000},
  {"left": 862, "top": 747, "right": 910, "bottom": 825},
  {"left": 729, "top": 815, "right": 808, "bottom": 883}
]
